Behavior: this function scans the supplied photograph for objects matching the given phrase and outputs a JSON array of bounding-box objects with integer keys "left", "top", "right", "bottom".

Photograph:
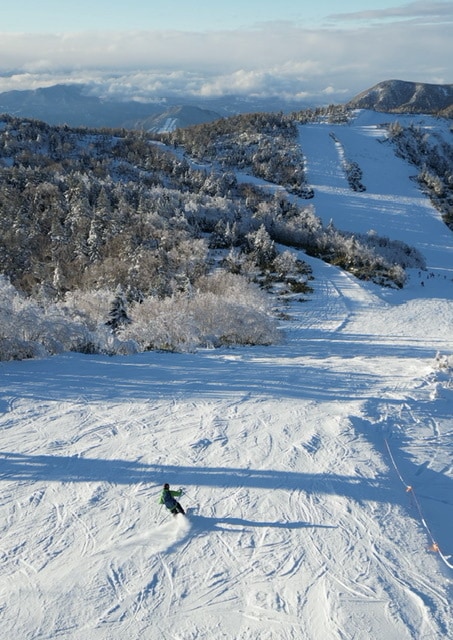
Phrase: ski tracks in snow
[
  {"left": 1, "top": 283, "right": 451, "bottom": 638},
  {"left": 1, "top": 112, "right": 453, "bottom": 639}
]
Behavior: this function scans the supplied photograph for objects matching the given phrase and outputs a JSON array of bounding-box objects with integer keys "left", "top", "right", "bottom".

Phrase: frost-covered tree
[
  {"left": 106, "top": 288, "right": 131, "bottom": 334},
  {"left": 247, "top": 224, "right": 277, "bottom": 269}
]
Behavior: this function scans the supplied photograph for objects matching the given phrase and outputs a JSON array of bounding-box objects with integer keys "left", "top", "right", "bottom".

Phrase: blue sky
[
  {"left": 1, "top": 0, "right": 424, "bottom": 32},
  {"left": 1, "top": 1, "right": 452, "bottom": 104}
]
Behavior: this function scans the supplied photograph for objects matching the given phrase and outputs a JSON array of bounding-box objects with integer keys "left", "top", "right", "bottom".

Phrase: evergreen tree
[
  {"left": 248, "top": 224, "right": 276, "bottom": 269},
  {"left": 106, "top": 288, "right": 131, "bottom": 334}
]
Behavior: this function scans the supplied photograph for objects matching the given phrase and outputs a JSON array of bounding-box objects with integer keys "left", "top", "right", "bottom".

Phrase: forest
[{"left": 0, "top": 106, "right": 442, "bottom": 360}]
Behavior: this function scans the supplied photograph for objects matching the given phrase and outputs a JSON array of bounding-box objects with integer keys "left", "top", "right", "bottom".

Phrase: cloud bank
[
  {"left": 0, "top": 8, "right": 452, "bottom": 105},
  {"left": 327, "top": 0, "right": 453, "bottom": 24}
]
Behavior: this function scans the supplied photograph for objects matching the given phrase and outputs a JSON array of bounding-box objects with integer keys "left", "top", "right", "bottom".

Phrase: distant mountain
[
  {"left": 0, "top": 84, "right": 314, "bottom": 130},
  {"left": 347, "top": 79, "right": 453, "bottom": 116},
  {"left": 0, "top": 83, "right": 321, "bottom": 130},
  {"left": 132, "top": 105, "right": 222, "bottom": 133},
  {"left": 0, "top": 84, "right": 163, "bottom": 128},
  {"left": 3, "top": 80, "right": 452, "bottom": 132},
  {"left": 0, "top": 84, "right": 221, "bottom": 130}
]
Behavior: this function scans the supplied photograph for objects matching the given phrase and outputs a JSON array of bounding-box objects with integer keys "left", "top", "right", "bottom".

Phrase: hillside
[
  {"left": 6, "top": 107, "right": 452, "bottom": 360},
  {"left": 347, "top": 79, "right": 453, "bottom": 116},
  {"left": 132, "top": 105, "right": 222, "bottom": 133},
  {"left": 1, "top": 110, "right": 452, "bottom": 639}
]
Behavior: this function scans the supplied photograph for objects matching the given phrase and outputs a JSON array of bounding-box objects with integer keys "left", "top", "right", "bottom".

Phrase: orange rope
[{"left": 384, "top": 438, "right": 452, "bottom": 568}]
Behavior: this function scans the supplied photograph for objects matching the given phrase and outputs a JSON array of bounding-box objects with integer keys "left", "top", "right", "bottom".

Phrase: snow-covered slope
[
  {"left": 346, "top": 80, "right": 453, "bottom": 115},
  {"left": 1, "top": 111, "right": 452, "bottom": 639},
  {"left": 137, "top": 105, "right": 222, "bottom": 133}
]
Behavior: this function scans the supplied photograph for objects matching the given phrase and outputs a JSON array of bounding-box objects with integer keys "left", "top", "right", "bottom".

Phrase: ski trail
[
  {"left": 1, "top": 111, "right": 452, "bottom": 639},
  {"left": 300, "top": 114, "right": 453, "bottom": 279}
]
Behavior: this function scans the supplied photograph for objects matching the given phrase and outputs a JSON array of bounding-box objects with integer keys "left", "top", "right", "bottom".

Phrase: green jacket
[{"left": 159, "top": 488, "right": 182, "bottom": 508}]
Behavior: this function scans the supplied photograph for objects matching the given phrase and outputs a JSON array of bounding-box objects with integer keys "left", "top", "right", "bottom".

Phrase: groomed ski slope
[{"left": 1, "top": 111, "right": 453, "bottom": 639}]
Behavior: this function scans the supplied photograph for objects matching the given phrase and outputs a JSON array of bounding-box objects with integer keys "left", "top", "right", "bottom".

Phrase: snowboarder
[{"left": 159, "top": 483, "right": 185, "bottom": 516}]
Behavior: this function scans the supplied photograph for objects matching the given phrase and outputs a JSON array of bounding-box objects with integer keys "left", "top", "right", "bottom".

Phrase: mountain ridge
[
  {"left": 0, "top": 84, "right": 306, "bottom": 130},
  {"left": 2, "top": 79, "right": 451, "bottom": 133},
  {"left": 347, "top": 79, "right": 453, "bottom": 116}
]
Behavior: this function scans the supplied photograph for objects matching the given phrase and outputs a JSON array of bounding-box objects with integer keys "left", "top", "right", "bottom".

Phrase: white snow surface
[{"left": 1, "top": 111, "right": 453, "bottom": 639}]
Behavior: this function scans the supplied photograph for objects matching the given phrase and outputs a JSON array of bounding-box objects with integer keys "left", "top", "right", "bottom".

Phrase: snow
[
  {"left": 1, "top": 110, "right": 452, "bottom": 639},
  {"left": 300, "top": 111, "right": 453, "bottom": 283}
]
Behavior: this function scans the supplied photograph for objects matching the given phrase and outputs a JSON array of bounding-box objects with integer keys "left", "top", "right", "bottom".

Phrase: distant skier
[{"left": 159, "top": 483, "right": 185, "bottom": 516}]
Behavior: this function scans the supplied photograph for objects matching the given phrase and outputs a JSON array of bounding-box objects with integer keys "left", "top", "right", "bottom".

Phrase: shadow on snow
[
  {"left": 0, "top": 335, "right": 438, "bottom": 406},
  {"left": 1, "top": 451, "right": 394, "bottom": 506},
  {"left": 188, "top": 514, "right": 336, "bottom": 532}
]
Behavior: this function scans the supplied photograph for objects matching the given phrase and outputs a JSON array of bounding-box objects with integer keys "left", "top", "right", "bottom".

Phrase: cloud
[
  {"left": 0, "top": 19, "right": 451, "bottom": 105},
  {"left": 327, "top": 0, "right": 453, "bottom": 24}
]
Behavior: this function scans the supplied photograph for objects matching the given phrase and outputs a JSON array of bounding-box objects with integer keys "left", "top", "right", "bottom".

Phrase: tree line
[{"left": 0, "top": 110, "right": 426, "bottom": 360}]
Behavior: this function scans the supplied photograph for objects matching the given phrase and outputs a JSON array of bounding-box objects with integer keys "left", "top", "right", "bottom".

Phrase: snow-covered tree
[
  {"left": 106, "top": 288, "right": 131, "bottom": 334},
  {"left": 247, "top": 225, "right": 277, "bottom": 269}
]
